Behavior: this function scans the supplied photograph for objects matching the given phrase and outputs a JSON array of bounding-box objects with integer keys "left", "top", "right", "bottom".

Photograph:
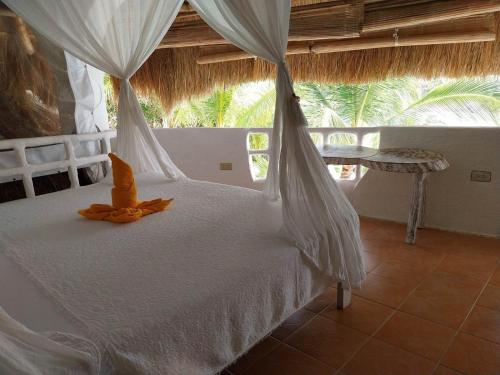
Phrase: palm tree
[
  {"left": 296, "top": 77, "right": 499, "bottom": 128},
  {"left": 233, "top": 88, "right": 276, "bottom": 128},
  {"left": 204, "top": 87, "right": 236, "bottom": 127},
  {"left": 170, "top": 86, "right": 235, "bottom": 128},
  {"left": 388, "top": 78, "right": 500, "bottom": 126},
  {"left": 295, "top": 77, "right": 499, "bottom": 178},
  {"left": 169, "top": 81, "right": 278, "bottom": 129}
]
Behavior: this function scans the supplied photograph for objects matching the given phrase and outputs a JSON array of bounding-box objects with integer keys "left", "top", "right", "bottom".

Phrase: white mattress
[{"left": 0, "top": 174, "right": 331, "bottom": 374}]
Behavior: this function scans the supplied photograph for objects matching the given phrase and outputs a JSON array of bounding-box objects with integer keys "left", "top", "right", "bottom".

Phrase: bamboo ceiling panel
[{"left": 160, "top": 0, "right": 364, "bottom": 48}]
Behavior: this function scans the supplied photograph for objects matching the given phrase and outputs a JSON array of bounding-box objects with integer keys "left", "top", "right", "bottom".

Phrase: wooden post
[{"left": 336, "top": 282, "right": 352, "bottom": 310}]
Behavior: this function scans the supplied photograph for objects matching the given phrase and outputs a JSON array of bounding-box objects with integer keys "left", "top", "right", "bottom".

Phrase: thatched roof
[
  {"left": 1, "top": 0, "right": 499, "bottom": 116},
  {"left": 128, "top": 0, "right": 500, "bottom": 112},
  {"left": 0, "top": 1, "right": 82, "bottom": 139},
  {"left": 0, "top": 15, "right": 61, "bottom": 138}
]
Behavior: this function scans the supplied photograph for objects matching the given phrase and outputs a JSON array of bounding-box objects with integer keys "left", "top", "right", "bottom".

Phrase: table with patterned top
[
  {"left": 319, "top": 146, "right": 449, "bottom": 244},
  {"left": 320, "top": 145, "right": 378, "bottom": 165}
]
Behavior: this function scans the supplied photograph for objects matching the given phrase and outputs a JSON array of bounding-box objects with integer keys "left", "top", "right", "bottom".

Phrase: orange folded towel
[{"left": 79, "top": 153, "right": 173, "bottom": 223}]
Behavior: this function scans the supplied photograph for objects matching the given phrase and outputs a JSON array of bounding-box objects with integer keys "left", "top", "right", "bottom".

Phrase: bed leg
[{"left": 336, "top": 282, "right": 352, "bottom": 310}]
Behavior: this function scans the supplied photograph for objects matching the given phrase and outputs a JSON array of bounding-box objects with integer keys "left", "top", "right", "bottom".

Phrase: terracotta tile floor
[{"left": 223, "top": 218, "right": 500, "bottom": 375}]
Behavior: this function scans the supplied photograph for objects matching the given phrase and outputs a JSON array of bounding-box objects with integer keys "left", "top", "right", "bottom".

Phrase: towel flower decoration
[{"left": 79, "top": 153, "right": 173, "bottom": 223}]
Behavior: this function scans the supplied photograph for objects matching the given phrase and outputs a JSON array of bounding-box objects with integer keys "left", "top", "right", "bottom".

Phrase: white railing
[
  {"left": 247, "top": 127, "right": 380, "bottom": 182},
  {"left": 1, "top": 127, "right": 378, "bottom": 199},
  {"left": 0, "top": 130, "right": 116, "bottom": 198}
]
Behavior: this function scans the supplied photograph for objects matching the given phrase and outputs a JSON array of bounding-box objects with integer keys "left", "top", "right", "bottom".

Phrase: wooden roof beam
[
  {"left": 161, "top": 0, "right": 500, "bottom": 49},
  {"left": 363, "top": 0, "right": 500, "bottom": 33},
  {"left": 311, "top": 30, "right": 496, "bottom": 53},
  {"left": 197, "top": 30, "right": 495, "bottom": 64},
  {"left": 196, "top": 14, "right": 497, "bottom": 64},
  {"left": 0, "top": 3, "right": 15, "bottom": 17},
  {"left": 197, "top": 42, "right": 312, "bottom": 65}
]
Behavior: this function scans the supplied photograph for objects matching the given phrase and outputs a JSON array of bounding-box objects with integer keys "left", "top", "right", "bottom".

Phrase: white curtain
[
  {"left": 4, "top": 0, "right": 185, "bottom": 178},
  {"left": 0, "top": 307, "right": 98, "bottom": 375},
  {"left": 66, "top": 53, "right": 109, "bottom": 137},
  {"left": 190, "top": 0, "right": 365, "bottom": 288},
  {"left": 66, "top": 53, "right": 109, "bottom": 159}
]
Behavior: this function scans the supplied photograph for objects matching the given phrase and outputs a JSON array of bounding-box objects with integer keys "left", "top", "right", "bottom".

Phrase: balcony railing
[
  {"left": 247, "top": 127, "right": 380, "bottom": 183},
  {"left": 0, "top": 127, "right": 379, "bottom": 199}
]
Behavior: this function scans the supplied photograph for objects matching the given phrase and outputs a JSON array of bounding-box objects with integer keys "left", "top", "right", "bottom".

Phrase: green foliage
[
  {"left": 248, "top": 133, "right": 269, "bottom": 150},
  {"left": 169, "top": 86, "right": 235, "bottom": 127},
  {"left": 169, "top": 82, "right": 276, "bottom": 128},
  {"left": 296, "top": 77, "right": 499, "bottom": 127},
  {"left": 248, "top": 132, "right": 271, "bottom": 179},
  {"left": 103, "top": 75, "right": 118, "bottom": 128},
  {"left": 105, "top": 75, "right": 499, "bottom": 129},
  {"left": 234, "top": 89, "right": 276, "bottom": 128},
  {"left": 139, "top": 96, "right": 167, "bottom": 128},
  {"left": 328, "top": 133, "right": 357, "bottom": 145},
  {"left": 103, "top": 75, "right": 498, "bottom": 179},
  {"left": 250, "top": 155, "right": 269, "bottom": 180},
  {"left": 103, "top": 74, "right": 166, "bottom": 129},
  {"left": 392, "top": 78, "right": 500, "bottom": 126},
  {"left": 175, "top": 87, "right": 237, "bottom": 127},
  {"left": 296, "top": 78, "right": 420, "bottom": 127}
]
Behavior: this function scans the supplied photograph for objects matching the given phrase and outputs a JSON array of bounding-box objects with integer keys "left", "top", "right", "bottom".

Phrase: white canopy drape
[
  {"left": 190, "top": 0, "right": 365, "bottom": 288},
  {"left": 4, "top": 0, "right": 185, "bottom": 178},
  {"left": 0, "top": 307, "right": 97, "bottom": 375}
]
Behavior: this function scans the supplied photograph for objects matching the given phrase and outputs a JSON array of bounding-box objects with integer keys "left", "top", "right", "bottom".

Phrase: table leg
[
  {"left": 418, "top": 177, "right": 427, "bottom": 229},
  {"left": 406, "top": 172, "right": 427, "bottom": 244}
]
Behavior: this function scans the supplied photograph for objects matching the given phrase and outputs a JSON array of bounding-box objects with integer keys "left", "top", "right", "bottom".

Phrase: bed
[{"left": 0, "top": 173, "right": 334, "bottom": 374}]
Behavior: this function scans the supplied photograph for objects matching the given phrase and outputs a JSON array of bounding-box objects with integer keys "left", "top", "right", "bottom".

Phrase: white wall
[
  {"left": 154, "top": 127, "right": 500, "bottom": 237},
  {"left": 349, "top": 127, "right": 500, "bottom": 237},
  {"left": 154, "top": 128, "right": 259, "bottom": 189}
]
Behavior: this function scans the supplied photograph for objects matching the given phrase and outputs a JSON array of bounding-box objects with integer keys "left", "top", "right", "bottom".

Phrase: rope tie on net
[{"left": 393, "top": 28, "right": 400, "bottom": 47}]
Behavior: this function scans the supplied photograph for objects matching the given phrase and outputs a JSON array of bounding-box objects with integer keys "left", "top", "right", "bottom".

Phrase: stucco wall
[
  {"left": 154, "top": 127, "right": 500, "bottom": 237},
  {"left": 154, "top": 128, "right": 258, "bottom": 188},
  {"left": 349, "top": 127, "right": 500, "bottom": 237}
]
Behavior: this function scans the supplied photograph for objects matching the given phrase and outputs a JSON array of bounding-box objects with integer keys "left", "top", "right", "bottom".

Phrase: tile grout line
[
  {"left": 241, "top": 293, "right": 338, "bottom": 374},
  {"left": 459, "top": 304, "right": 500, "bottom": 346},
  {"left": 242, "top": 299, "right": 341, "bottom": 374},
  {"left": 332, "top": 242, "right": 497, "bottom": 373},
  {"left": 275, "top": 287, "right": 382, "bottom": 373},
  {"left": 275, "top": 263, "right": 496, "bottom": 375},
  {"left": 337, "top": 250, "right": 500, "bottom": 374},
  {"left": 228, "top": 225, "right": 499, "bottom": 375},
  {"left": 280, "top": 341, "right": 338, "bottom": 372},
  {"left": 330, "top": 248, "right": 448, "bottom": 374},
  {"left": 430, "top": 266, "right": 499, "bottom": 374}
]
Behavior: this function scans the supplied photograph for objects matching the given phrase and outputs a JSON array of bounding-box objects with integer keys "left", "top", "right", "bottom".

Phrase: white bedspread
[{"left": 0, "top": 175, "right": 331, "bottom": 375}]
